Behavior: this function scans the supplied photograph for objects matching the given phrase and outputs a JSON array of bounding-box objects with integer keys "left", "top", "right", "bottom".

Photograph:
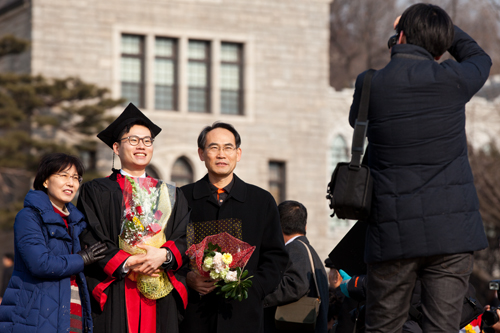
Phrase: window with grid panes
[
  {"left": 269, "top": 162, "right": 286, "bottom": 204},
  {"left": 121, "top": 35, "right": 145, "bottom": 107},
  {"left": 220, "top": 43, "right": 243, "bottom": 115},
  {"left": 188, "top": 40, "right": 210, "bottom": 113},
  {"left": 155, "top": 37, "right": 178, "bottom": 110}
]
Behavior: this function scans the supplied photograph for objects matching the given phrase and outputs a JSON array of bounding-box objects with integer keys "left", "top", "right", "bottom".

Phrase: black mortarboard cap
[{"left": 97, "top": 103, "right": 162, "bottom": 149}]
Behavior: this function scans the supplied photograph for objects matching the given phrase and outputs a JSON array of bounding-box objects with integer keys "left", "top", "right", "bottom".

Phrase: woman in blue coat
[{"left": 0, "top": 153, "right": 107, "bottom": 333}]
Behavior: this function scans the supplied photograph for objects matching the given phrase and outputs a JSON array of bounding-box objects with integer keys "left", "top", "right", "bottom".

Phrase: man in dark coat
[
  {"left": 263, "top": 200, "right": 329, "bottom": 333},
  {"left": 348, "top": 3, "right": 490, "bottom": 332},
  {"left": 179, "top": 122, "right": 288, "bottom": 333},
  {"left": 77, "top": 103, "right": 190, "bottom": 332}
]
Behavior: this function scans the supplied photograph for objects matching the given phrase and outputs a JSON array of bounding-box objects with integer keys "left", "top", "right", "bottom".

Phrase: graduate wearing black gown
[{"left": 78, "top": 103, "right": 190, "bottom": 333}]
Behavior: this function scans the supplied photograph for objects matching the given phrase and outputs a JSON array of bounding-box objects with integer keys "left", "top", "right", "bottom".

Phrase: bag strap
[
  {"left": 350, "top": 69, "right": 375, "bottom": 169},
  {"left": 297, "top": 239, "right": 320, "bottom": 300}
]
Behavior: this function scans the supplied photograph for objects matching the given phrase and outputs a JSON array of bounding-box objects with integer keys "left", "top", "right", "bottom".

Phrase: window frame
[
  {"left": 187, "top": 39, "right": 211, "bottom": 113},
  {"left": 269, "top": 161, "right": 286, "bottom": 204},
  {"left": 154, "top": 36, "right": 179, "bottom": 111},
  {"left": 120, "top": 34, "right": 146, "bottom": 108},
  {"left": 220, "top": 42, "right": 244, "bottom": 115}
]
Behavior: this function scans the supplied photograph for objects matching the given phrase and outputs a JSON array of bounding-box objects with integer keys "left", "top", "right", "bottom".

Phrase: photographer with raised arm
[{"left": 348, "top": 3, "right": 491, "bottom": 332}]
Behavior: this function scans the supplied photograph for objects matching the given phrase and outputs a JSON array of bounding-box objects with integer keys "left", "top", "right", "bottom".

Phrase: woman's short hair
[{"left": 33, "top": 153, "right": 85, "bottom": 193}]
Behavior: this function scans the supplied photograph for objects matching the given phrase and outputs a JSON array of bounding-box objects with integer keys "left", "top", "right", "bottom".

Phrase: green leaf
[
  {"left": 221, "top": 284, "right": 233, "bottom": 292},
  {"left": 241, "top": 270, "right": 248, "bottom": 279}
]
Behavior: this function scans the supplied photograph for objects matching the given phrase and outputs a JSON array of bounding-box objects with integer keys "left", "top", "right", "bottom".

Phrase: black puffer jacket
[{"left": 349, "top": 26, "right": 490, "bottom": 263}]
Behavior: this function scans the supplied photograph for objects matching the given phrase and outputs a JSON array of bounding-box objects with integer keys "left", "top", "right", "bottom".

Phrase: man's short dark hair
[
  {"left": 396, "top": 3, "right": 454, "bottom": 57},
  {"left": 33, "top": 153, "right": 85, "bottom": 193},
  {"left": 278, "top": 200, "right": 307, "bottom": 236},
  {"left": 197, "top": 122, "right": 241, "bottom": 150},
  {"left": 3, "top": 253, "right": 14, "bottom": 262},
  {"left": 116, "top": 119, "right": 155, "bottom": 143}
]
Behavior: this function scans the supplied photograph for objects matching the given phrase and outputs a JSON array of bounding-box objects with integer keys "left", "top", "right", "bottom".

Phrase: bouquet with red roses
[
  {"left": 186, "top": 232, "right": 255, "bottom": 301},
  {"left": 119, "top": 176, "right": 176, "bottom": 300}
]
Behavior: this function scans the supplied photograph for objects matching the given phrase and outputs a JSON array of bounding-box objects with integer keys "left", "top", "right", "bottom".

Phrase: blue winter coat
[
  {"left": 349, "top": 26, "right": 490, "bottom": 264},
  {"left": 0, "top": 190, "right": 93, "bottom": 332}
]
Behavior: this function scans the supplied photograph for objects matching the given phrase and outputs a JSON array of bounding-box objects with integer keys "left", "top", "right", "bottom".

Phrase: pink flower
[
  {"left": 154, "top": 210, "right": 163, "bottom": 220},
  {"left": 147, "top": 223, "right": 162, "bottom": 235}
]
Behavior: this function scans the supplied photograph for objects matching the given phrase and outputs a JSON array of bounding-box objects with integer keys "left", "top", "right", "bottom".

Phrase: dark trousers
[{"left": 365, "top": 252, "right": 473, "bottom": 333}]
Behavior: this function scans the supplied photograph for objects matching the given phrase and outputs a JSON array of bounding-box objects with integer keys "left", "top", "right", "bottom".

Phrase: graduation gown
[
  {"left": 180, "top": 174, "right": 288, "bottom": 333},
  {"left": 77, "top": 169, "right": 190, "bottom": 333}
]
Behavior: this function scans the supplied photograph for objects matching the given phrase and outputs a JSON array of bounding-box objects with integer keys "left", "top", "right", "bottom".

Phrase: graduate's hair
[
  {"left": 278, "top": 200, "right": 307, "bottom": 236},
  {"left": 33, "top": 153, "right": 85, "bottom": 193},
  {"left": 116, "top": 120, "right": 155, "bottom": 143},
  {"left": 396, "top": 3, "right": 454, "bottom": 57},
  {"left": 197, "top": 122, "right": 241, "bottom": 150},
  {"left": 3, "top": 253, "right": 14, "bottom": 262}
]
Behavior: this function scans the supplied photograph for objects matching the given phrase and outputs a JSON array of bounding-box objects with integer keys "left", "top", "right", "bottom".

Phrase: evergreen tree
[{"left": 0, "top": 34, "right": 123, "bottom": 229}]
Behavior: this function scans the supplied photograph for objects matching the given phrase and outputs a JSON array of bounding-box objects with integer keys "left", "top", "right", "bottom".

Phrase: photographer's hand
[
  {"left": 339, "top": 269, "right": 352, "bottom": 298},
  {"left": 394, "top": 16, "right": 401, "bottom": 29}
]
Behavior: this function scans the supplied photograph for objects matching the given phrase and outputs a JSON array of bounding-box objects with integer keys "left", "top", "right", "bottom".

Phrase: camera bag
[
  {"left": 274, "top": 240, "right": 321, "bottom": 331},
  {"left": 327, "top": 69, "right": 375, "bottom": 220}
]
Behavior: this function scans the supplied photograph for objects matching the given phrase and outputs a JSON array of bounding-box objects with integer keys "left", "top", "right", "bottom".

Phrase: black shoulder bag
[{"left": 326, "top": 69, "right": 375, "bottom": 220}]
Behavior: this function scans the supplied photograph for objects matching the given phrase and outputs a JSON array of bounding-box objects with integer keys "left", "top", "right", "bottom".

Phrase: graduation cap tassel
[{"left": 112, "top": 152, "right": 115, "bottom": 170}]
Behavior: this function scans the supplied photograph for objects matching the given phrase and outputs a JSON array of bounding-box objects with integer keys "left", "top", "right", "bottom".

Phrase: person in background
[
  {"left": 0, "top": 153, "right": 106, "bottom": 332},
  {"left": 263, "top": 200, "right": 329, "bottom": 333},
  {"left": 0, "top": 253, "right": 14, "bottom": 304}
]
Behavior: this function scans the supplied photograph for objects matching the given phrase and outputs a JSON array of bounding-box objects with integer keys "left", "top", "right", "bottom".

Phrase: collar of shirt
[
  {"left": 209, "top": 178, "right": 235, "bottom": 205},
  {"left": 285, "top": 235, "right": 301, "bottom": 246},
  {"left": 209, "top": 178, "right": 235, "bottom": 195},
  {"left": 50, "top": 201, "right": 69, "bottom": 216},
  {"left": 120, "top": 169, "right": 146, "bottom": 178}
]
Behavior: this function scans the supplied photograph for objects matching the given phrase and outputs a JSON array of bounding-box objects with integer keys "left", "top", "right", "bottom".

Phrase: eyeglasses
[
  {"left": 206, "top": 145, "right": 237, "bottom": 155},
  {"left": 119, "top": 135, "right": 154, "bottom": 147},
  {"left": 55, "top": 173, "right": 82, "bottom": 183}
]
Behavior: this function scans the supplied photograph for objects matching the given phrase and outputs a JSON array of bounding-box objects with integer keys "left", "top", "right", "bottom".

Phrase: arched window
[{"left": 171, "top": 157, "right": 194, "bottom": 187}]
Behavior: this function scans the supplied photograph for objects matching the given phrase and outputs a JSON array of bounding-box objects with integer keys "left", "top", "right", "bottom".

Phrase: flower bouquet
[
  {"left": 186, "top": 232, "right": 255, "bottom": 301},
  {"left": 119, "top": 176, "right": 176, "bottom": 300}
]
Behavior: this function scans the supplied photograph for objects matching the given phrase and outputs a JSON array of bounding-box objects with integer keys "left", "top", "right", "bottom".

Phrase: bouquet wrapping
[
  {"left": 186, "top": 232, "right": 255, "bottom": 301},
  {"left": 119, "top": 176, "right": 176, "bottom": 300}
]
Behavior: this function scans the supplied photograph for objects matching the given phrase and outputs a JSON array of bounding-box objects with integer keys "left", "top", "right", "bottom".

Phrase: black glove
[{"left": 78, "top": 241, "right": 107, "bottom": 266}]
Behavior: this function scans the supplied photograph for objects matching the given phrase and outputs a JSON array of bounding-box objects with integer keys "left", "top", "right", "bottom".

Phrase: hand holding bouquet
[{"left": 186, "top": 232, "right": 255, "bottom": 301}]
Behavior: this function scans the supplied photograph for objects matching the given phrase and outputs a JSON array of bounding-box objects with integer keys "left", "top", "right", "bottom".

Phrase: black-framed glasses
[
  {"left": 119, "top": 135, "right": 154, "bottom": 147},
  {"left": 55, "top": 173, "right": 83, "bottom": 183}
]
